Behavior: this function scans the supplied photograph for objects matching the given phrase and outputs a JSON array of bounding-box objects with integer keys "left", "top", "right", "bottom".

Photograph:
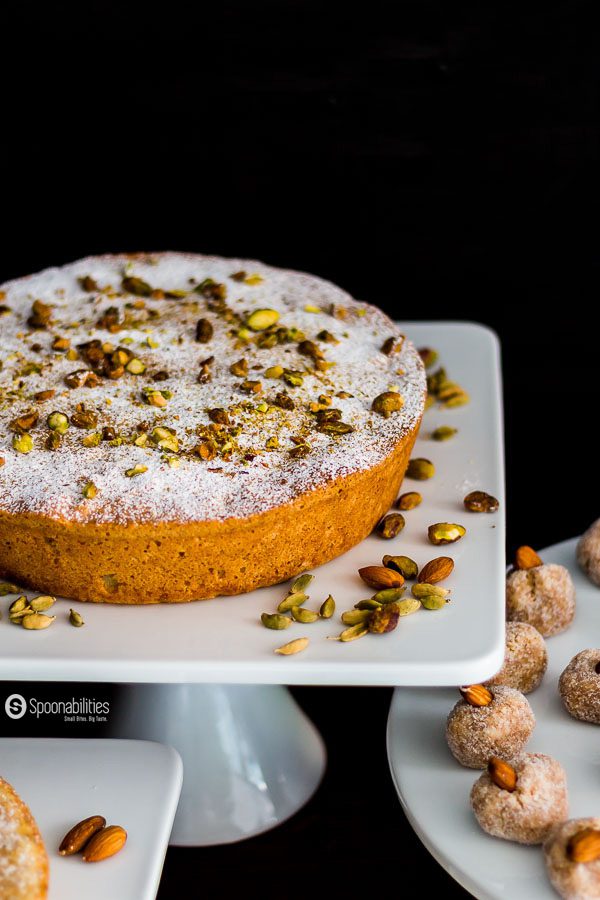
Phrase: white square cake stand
[{"left": 0, "top": 323, "right": 505, "bottom": 846}]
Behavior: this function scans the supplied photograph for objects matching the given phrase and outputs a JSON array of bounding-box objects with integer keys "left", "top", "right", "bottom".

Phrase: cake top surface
[{"left": 0, "top": 253, "right": 425, "bottom": 524}]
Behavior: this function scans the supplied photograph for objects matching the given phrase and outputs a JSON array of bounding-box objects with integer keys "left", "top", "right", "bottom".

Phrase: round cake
[
  {"left": 0, "top": 253, "right": 426, "bottom": 603},
  {"left": 0, "top": 776, "right": 48, "bottom": 900}
]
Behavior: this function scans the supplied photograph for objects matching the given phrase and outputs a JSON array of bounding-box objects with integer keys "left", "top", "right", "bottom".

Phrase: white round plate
[{"left": 387, "top": 537, "right": 600, "bottom": 900}]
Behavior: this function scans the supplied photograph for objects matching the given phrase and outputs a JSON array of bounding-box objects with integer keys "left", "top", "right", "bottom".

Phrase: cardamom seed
[
  {"left": 421, "top": 594, "right": 449, "bottom": 610},
  {"left": 396, "top": 598, "right": 422, "bottom": 616},
  {"left": 261, "top": 612, "right": 292, "bottom": 630},
  {"left": 354, "top": 598, "right": 383, "bottom": 611},
  {"left": 21, "top": 613, "right": 56, "bottom": 630},
  {"left": 319, "top": 595, "right": 335, "bottom": 618},
  {"left": 334, "top": 622, "right": 369, "bottom": 642},
  {"left": 290, "top": 573, "right": 313, "bottom": 594},
  {"left": 375, "top": 513, "right": 405, "bottom": 539},
  {"left": 382, "top": 555, "right": 419, "bottom": 579},
  {"left": 411, "top": 583, "right": 451, "bottom": 600},
  {"left": 291, "top": 606, "right": 319, "bottom": 623},
  {"left": 274, "top": 637, "right": 309, "bottom": 655},
  {"left": 29, "top": 595, "right": 56, "bottom": 612},
  {"left": 406, "top": 458, "right": 435, "bottom": 480},
  {"left": 69, "top": 609, "right": 85, "bottom": 627},
  {"left": 371, "top": 587, "right": 406, "bottom": 604},
  {"left": 0, "top": 583, "right": 21, "bottom": 596},
  {"left": 341, "top": 609, "right": 372, "bottom": 626},
  {"left": 8, "top": 595, "right": 28, "bottom": 613},
  {"left": 428, "top": 522, "right": 466, "bottom": 545},
  {"left": 277, "top": 591, "right": 309, "bottom": 613}
]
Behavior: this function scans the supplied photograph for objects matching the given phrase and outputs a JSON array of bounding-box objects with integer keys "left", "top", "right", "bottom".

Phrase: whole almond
[
  {"left": 417, "top": 556, "right": 454, "bottom": 584},
  {"left": 568, "top": 828, "right": 600, "bottom": 863},
  {"left": 59, "top": 815, "right": 106, "bottom": 855},
  {"left": 460, "top": 684, "right": 493, "bottom": 707},
  {"left": 514, "top": 545, "right": 543, "bottom": 569},
  {"left": 358, "top": 565, "right": 404, "bottom": 590},
  {"left": 488, "top": 756, "right": 517, "bottom": 792},
  {"left": 82, "top": 825, "right": 127, "bottom": 862}
]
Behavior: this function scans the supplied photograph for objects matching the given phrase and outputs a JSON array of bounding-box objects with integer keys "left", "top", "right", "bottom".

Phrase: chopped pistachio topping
[{"left": 125, "top": 464, "right": 148, "bottom": 477}]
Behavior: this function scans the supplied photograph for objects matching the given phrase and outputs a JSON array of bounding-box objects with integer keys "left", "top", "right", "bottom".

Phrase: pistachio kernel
[
  {"left": 368, "top": 603, "right": 401, "bottom": 634},
  {"left": 126, "top": 358, "right": 146, "bottom": 375},
  {"left": 418, "top": 347, "right": 439, "bottom": 369},
  {"left": 428, "top": 522, "right": 466, "bottom": 545},
  {"left": 70, "top": 405, "right": 98, "bottom": 429},
  {"left": 396, "top": 491, "right": 422, "bottom": 510},
  {"left": 406, "top": 458, "right": 435, "bottom": 480},
  {"left": 82, "top": 481, "right": 98, "bottom": 499},
  {"left": 246, "top": 309, "right": 280, "bottom": 331},
  {"left": 319, "top": 595, "right": 335, "bottom": 618},
  {"left": 383, "top": 555, "right": 419, "bottom": 579},
  {"left": 371, "top": 391, "right": 404, "bottom": 418},
  {"left": 261, "top": 612, "right": 292, "bottom": 630},
  {"left": 230, "top": 358, "right": 248, "bottom": 377},
  {"left": 46, "top": 432, "right": 62, "bottom": 451},
  {"left": 432, "top": 426, "right": 457, "bottom": 441},
  {"left": 9, "top": 410, "right": 39, "bottom": 433},
  {"left": 265, "top": 365, "right": 284, "bottom": 379},
  {"left": 375, "top": 513, "right": 405, "bottom": 539},
  {"left": 125, "top": 464, "right": 148, "bottom": 478},
  {"left": 12, "top": 433, "right": 33, "bottom": 453},
  {"left": 122, "top": 276, "right": 152, "bottom": 296},
  {"left": 464, "top": 490, "right": 500, "bottom": 513},
  {"left": 82, "top": 432, "right": 101, "bottom": 448}
]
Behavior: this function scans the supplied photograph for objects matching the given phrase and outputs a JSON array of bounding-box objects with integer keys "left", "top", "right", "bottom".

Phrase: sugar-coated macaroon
[
  {"left": 486, "top": 621, "right": 547, "bottom": 693},
  {"left": 545, "top": 818, "right": 600, "bottom": 899},
  {"left": 506, "top": 563, "right": 575, "bottom": 637},
  {"left": 470, "top": 753, "right": 568, "bottom": 845},
  {"left": 446, "top": 684, "right": 535, "bottom": 769}
]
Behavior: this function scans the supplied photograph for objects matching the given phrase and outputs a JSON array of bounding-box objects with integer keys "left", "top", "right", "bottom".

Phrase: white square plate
[
  {"left": 0, "top": 738, "right": 182, "bottom": 900},
  {"left": 0, "top": 323, "right": 505, "bottom": 686}
]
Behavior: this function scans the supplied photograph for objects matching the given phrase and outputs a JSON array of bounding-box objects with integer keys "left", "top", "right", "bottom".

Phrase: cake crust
[{"left": 0, "top": 253, "right": 425, "bottom": 602}]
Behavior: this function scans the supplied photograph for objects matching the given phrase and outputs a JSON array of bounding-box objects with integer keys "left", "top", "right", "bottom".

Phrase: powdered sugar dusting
[
  {"left": 0, "top": 776, "right": 45, "bottom": 896},
  {"left": 0, "top": 253, "right": 425, "bottom": 524}
]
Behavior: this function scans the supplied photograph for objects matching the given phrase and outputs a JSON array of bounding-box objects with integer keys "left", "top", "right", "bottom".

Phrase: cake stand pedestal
[
  {"left": 109, "top": 683, "right": 325, "bottom": 846},
  {"left": 0, "top": 324, "right": 505, "bottom": 847}
]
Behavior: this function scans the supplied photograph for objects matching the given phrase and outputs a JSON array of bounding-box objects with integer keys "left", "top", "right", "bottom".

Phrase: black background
[{"left": 1, "top": 2, "right": 599, "bottom": 897}]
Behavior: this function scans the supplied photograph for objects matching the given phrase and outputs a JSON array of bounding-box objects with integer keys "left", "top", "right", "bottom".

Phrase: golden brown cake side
[
  {"left": 0, "top": 777, "right": 49, "bottom": 900},
  {"left": 0, "top": 425, "right": 418, "bottom": 603}
]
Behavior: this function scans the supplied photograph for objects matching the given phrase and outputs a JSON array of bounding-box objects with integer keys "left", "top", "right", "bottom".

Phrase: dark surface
[{"left": 1, "top": 2, "right": 599, "bottom": 897}]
